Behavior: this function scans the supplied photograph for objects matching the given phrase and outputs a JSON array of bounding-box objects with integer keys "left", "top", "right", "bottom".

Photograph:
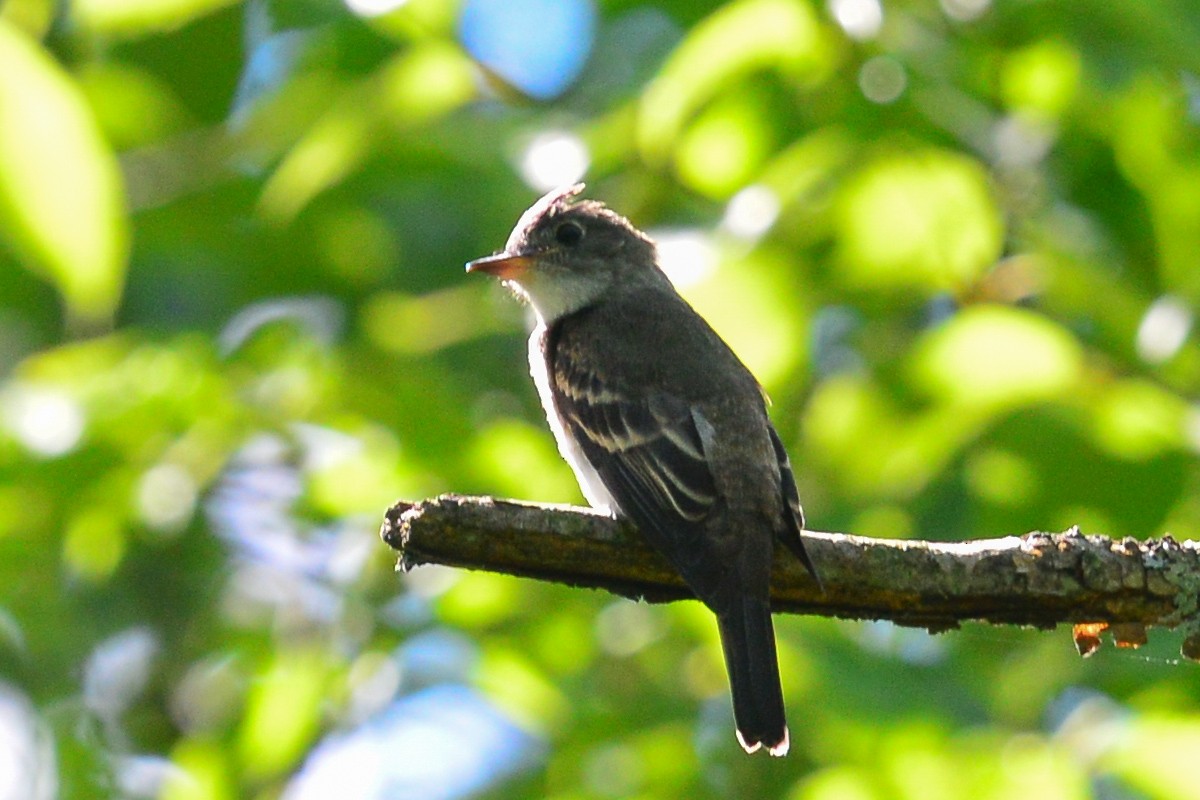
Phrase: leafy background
[{"left": 1, "top": 0, "right": 1199, "bottom": 797}]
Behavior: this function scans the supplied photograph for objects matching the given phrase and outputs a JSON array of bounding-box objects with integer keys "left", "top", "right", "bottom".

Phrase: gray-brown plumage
[{"left": 467, "top": 184, "right": 818, "bottom": 755}]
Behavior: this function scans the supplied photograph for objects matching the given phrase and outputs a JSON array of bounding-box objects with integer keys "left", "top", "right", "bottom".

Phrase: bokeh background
[{"left": 2, "top": 0, "right": 1200, "bottom": 797}]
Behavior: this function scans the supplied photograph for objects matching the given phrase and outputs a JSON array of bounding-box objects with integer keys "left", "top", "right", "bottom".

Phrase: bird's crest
[
  {"left": 505, "top": 183, "right": 650, "bottom": 255},
  {"left": 510, "top": 183, "right": 585, "bottom": 243}
]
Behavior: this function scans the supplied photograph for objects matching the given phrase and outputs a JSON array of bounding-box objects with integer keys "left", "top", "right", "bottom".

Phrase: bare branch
[{"left": 382, "top": 495, "right": 1200, "bottom": 656}]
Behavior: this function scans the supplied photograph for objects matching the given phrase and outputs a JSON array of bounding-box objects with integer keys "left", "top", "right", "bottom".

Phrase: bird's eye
[{"left": 554, "top": 220, "right": 585, "bottom": 246}]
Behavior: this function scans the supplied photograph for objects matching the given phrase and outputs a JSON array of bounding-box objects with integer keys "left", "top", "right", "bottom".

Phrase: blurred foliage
[{"left": 0, "top": 0, "right": 1199, "bottom": 797}]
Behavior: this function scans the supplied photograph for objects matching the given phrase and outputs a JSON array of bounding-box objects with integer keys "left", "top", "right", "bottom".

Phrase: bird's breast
[{"left": 527, "top": 324, "right": 621, "bottom": 515}]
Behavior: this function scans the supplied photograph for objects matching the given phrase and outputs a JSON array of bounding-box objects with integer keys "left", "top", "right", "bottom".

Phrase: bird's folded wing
[
  {"left": 768, "top": 426, "right": 819, "bottom": 582},
  {"left": 551, "top": 347, "right": 720, "bottom": 574}
]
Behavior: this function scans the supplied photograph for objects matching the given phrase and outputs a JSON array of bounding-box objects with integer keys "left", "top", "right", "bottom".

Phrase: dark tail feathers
[{"left": 716, "top": 594, "right": 789, "bottom": 756}]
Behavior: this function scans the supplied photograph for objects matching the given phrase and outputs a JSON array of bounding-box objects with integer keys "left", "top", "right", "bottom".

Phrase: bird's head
[{"left": 466, "top": 184, "right": 662, "bottom": 323}]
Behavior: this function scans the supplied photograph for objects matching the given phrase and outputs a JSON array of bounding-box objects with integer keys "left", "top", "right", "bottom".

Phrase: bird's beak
[{"left": 465, "top": 252, "right": 533, "bottom": 279}]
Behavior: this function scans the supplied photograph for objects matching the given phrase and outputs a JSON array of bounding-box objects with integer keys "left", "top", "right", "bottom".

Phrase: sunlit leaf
[
  {"left": 804, "top": 374, "right": 897, "bottom": 490},
  {"left": 379, "top": 39, "right": 477, "bottom": 124},
  {"left": 530, "top": 611, "right": 595, "bottom": 676},
  {"left": 468, "top": 419, "right": 581, "bottom": 504},
  {"left": 0, "top": 0, "right": 55, "bottom": 37},
  {"left": 835, "top": 149, "right": 1003, "bottom": 291},
  {"left": 371, "top": 0, "right": 460, "bottom": 39},
  {"left": 63, "top": 507, "right": 127, "bottom": 581},
  {"left": 162, "top": 738, "right": 234, "bottom": 800},
  {"left": 0, "top": 485, "right": 52, "bottom": 541},
  {"left": 878, "top": 725, "right": 962, "bottom": 800},
  {"left": 674, "top": 89, "right": 773, "bottom": 197},
  {"left": 439, "top": 572, "right": 523, "bottom": 629},
  {"left": 803, "top": 374, "right": 979, "bottom": 497},
  {"left": 909, "top": 305, "right": 1083, "bottom": 411},
  {"left": 850, "top": 504, "right": 915, "bottom": 539},
  {"left": 0, "top": 21, "right": 128, "bottom": 323},
  {"left": 875, "top": 406, "right": 984, "bottom": 497},
  {"left": 1108, "top": 715, "right": 1200, "bottom": 800},
  {"left": 77, "top": 61, "right": 193, "bottom": 149},
  {"left": 758, "top": 124, "right": 855, "bottom": 206},
  {"left": 966, "top": 733, "right": 1087, "bottom": 800},
  {"left": 1001, "top": 39, "right": 1081, "bottom": 119},
  {"left": 475, "top": 644, "right": 569, "bottom": 733},
  {"left": 72, "top": 0, "right": 239, "bottom": 37},
  {"left": 256, "top": 103, "right": 373, "bottom": 226},
  {"left": 1091, "top": 378, "right": 1188, "bottom": 460},
  {"left": 1110, "top": 80, "right": 1200, "bottom": 298},
  {"left": 316, "top": 205, "right": 400, "bottom": 285},
  {"left": 1111, "top": 78, "right": 1175, "bottom": 182},
  {"left": 304, "top": 422, "right": 419, "bottom": 514},
  {"left": 638, "top": 0, "right": 830, "bottom": 161},
  {"left": 258, "top": 41, "right": 476, "bottom": 223},
  {"left": 792, "top": 766, "right": 879, "bottom": 800},
  {"left": 963, "top": 448, "right": 1038, "bottom": 507},
  {"left": 237, "top": 649, "right": 330, "bottom": 780},
  {"left": 362, "top": 285, "right": 507, "bottom": 355}
]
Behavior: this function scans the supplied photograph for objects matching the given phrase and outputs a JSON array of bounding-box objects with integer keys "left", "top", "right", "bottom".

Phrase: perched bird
[{"left": 467, "top": 184, "right": 818, "bottom": 756}]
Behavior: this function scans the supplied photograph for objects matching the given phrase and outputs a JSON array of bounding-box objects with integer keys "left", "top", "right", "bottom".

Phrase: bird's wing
[
  {"left": 550, "top": 342, "right": 727, "bottom": 596},
  {"left": 768, "top": 426, "right": 820, "bottom": 585}
]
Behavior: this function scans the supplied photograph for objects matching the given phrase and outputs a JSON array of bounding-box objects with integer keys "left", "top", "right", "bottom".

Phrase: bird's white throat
[{"left": 505, "top": 269, "right": 608, "bottom": 325}]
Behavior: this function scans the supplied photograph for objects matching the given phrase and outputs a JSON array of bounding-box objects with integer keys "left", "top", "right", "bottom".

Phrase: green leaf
[
  {"left": 1110, "top": 715, "right": 1200, "bottom": 800},
  {"left": 0, "top": 22, "right": 128, "bottom": 324},
  {"left": 910, "top": 305, "right": 1083, "bottom": 411},
  {"left": 637, "top": 0, "right": 830, "bottom": 162},
  {"left": 1001, "top": 39, "right": 1082, "bottom": 119},
  {"left": 237, "top": 649, "right": 329, "bottom": 780},
  {"left": 835, "top": 149, "right": 1003, "bottom": 291},
  {"left": 257, "top": 42, "right": 476, "bottom": 224},
  {"left": 72, "top": 0, "right": 239, "bottom": 38}
]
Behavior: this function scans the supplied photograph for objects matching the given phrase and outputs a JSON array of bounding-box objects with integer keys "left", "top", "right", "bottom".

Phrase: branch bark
[{"left": 381, "top": 495, "right": 1200, "bottom": 658}]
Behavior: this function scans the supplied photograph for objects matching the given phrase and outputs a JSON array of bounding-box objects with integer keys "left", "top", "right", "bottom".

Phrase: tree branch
[{"left": 381, "top": 495, "right": 1200, "bottom": 659}]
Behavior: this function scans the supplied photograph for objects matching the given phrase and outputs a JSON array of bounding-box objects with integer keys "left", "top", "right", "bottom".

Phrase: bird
[{"left": 466, "top": 184, "right": 819, "bottom": 756}]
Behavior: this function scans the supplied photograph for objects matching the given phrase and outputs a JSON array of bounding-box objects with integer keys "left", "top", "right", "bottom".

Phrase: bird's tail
[{"left": 716, "top": 594, "right": 789, "bottom": 756}]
